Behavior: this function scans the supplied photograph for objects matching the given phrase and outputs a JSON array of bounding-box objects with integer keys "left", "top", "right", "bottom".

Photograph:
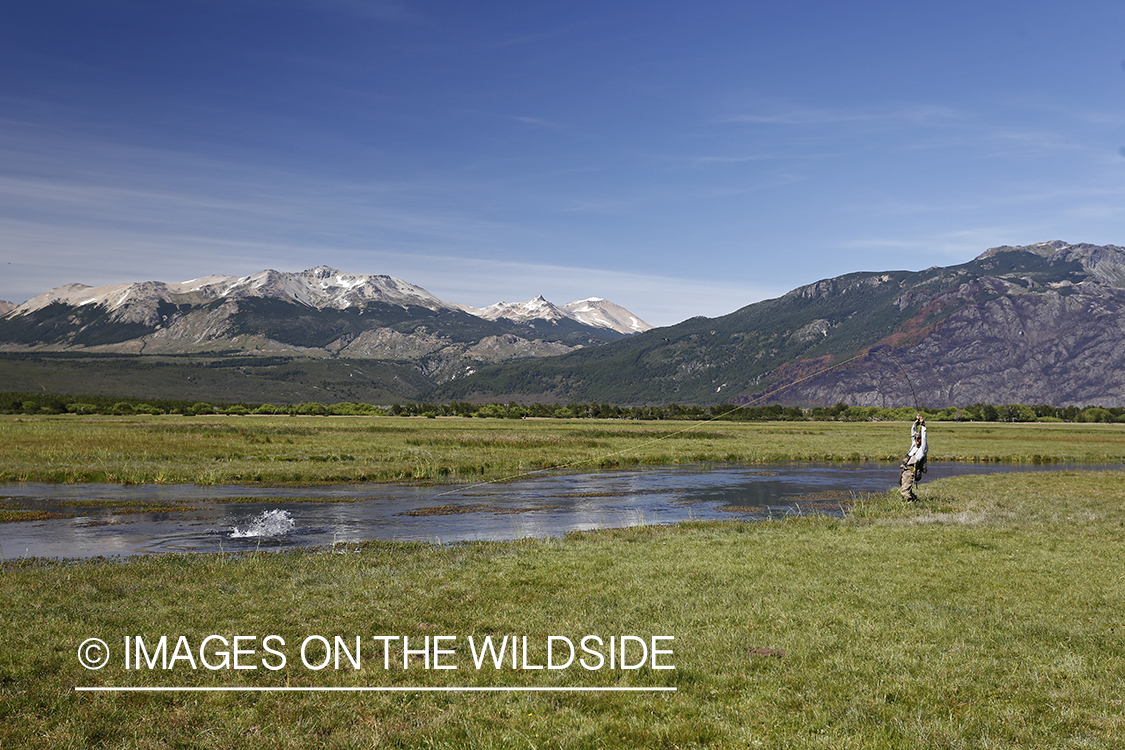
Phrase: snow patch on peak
[
  {"left": 10, "top": 267, "right": 455, "bottom": 317},
  {"left": 463, "top": 295, "right": 652, "bottom": 335},
  {"left": 561, "top": 298, "right": 652, "bottom": 334},
  {"left": 467, "top": 296, "right": 568, "bottom": 324}
]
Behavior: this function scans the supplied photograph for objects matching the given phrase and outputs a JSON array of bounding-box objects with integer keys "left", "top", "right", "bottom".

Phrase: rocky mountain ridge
[
  {"left": 0, "top": 266, "right": 648, "bottom": 383},
  {"left": 9, "top": 266, "right": 650, "bottom": 335},
  {"left": 432, "top": 241, "right": 1125, "bottom": 407}
]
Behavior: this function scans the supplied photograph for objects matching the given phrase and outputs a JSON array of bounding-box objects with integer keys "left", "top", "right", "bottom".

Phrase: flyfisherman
[{"left": 899, "top": 414, "right": 928, "bottom": 501}]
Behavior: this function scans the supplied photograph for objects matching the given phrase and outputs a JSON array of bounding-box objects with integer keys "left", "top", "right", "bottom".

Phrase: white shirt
[{"left": 906, "top": 423, "right": 928, "bottom": 465}]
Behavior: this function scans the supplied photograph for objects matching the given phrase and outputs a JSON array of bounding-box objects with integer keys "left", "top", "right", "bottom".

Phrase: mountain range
[
  {"left": 3, "top": 242, "right": 1125, "bottom": 407},
  {"left": 431, "top": 241, "right": 1125, "bottom": 407},
  {"left": 0, "top": 266, "right": 651, "bottom": 386}
]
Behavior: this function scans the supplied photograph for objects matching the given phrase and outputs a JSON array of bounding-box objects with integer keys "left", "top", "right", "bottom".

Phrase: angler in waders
[{"left": 899, "top": 414, "right": 927, "bottom": 501}]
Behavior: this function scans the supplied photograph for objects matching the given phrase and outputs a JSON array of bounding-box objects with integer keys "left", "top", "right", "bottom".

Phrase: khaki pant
[{"left": 899, "top": 463, "right": 919, "bottom": 501}]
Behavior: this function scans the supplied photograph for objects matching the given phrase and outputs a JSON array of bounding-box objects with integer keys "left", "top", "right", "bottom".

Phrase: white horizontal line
[{"left": 76, "top": 686, "right": 676, "bottom": 693}]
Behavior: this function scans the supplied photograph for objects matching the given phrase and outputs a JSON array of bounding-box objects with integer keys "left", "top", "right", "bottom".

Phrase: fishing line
[
  {"left": 430, "top": 351, "right": 867, "bottom": 498},
  {"left": 880, "top": 351, "right": 921, "bottom": 413}
]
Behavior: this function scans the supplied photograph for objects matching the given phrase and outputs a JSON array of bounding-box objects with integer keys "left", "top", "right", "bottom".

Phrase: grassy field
[
  {"left": 1, "top": 464, "right": 1123, "bottom": 747},
  {"left": 1, "top": 414, "right": 1124, "bottom": 486},
  {"left": 0, "top": 418, "right": 1124, "bottom": 747}
]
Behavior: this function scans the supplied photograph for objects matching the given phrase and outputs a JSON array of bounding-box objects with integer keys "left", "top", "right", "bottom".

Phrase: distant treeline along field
[{"left": 3, "top": 391, "right": 1124, "bottom": 424}]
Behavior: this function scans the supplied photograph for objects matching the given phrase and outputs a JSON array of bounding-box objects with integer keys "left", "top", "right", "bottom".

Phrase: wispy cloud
[
  {"left": 723, "top": 104, "right": 963, "bottom": 128},
  {"left": 512, "top": 116, "right": 569, "bottom": 129},
  {"left": 987, "top": 127, "right": 1087, "bottom": 157}
]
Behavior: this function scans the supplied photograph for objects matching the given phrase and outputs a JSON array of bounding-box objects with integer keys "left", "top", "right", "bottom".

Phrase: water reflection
[{"left": 0, "top": 462, "right": 1117, "bottom": 560}]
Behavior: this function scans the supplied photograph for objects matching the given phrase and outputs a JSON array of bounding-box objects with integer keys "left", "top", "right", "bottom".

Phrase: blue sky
[{"left": 2, "top": 1, "right": 1124, "bottom": 326}]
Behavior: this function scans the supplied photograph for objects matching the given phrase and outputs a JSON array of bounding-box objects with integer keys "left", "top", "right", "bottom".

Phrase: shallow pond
[{"left": 0, "top": 461, "right": 1117, "bottom": 560}]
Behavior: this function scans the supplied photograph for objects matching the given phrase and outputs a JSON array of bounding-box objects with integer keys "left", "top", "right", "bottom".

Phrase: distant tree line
[
  {"left": 4, "top": 392, "right": 1125, "bottom": 423},
  {"left": 386, "top": 401, "right": 1125, "bottom": 423},
  {"left": 0, "top": 392, "right": 383, "bottom": 417}
]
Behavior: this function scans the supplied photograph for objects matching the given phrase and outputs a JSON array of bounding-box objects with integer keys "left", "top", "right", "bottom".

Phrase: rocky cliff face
[
  {"left": 734, "top": 242, "right": 1125, "bottom": 407},
  {"left": 773, "top": 277, "right": 1125, "bottom": 406}
]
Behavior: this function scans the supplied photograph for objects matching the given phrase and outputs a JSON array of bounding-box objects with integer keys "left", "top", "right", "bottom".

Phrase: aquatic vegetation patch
[
  {"left": 56, "top": 499, "right": 196, "bottom": 512},
  {"left": 0, "top": 509, "right": 75, "bottom": 522},
  {"left": 490, "top": 504, "right": 566, "bottom": 515},
  {"left": 397, "top": 503, "right": 494, "bottom": 516}
]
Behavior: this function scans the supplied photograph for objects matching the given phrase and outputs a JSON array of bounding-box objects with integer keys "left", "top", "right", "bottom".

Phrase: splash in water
[{"left": 229, "top": 509, "right": 296, "bottom": 539}]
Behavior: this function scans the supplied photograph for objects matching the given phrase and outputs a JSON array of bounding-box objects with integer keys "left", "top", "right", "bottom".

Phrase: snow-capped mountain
[
  {"left": 460, "top": 295, "right": 652, "bottom": 335},
  {"left": 14, "top": 266, "right": 454, "bottom": 318},
  {"left": 460, "top": 295, "right": 568, "bottom": 324},
  {"left": 0, "top": 268, "right": 651, "bottom": 381},
  {"left": 561, "top": 298, "right": 651, "bottom": 334},
  {"left": 8, "top": 267, "right": 651, "bottom": 335}
]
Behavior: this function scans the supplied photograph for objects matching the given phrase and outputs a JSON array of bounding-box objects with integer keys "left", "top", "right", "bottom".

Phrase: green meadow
[
  {"left": 1, "top": 417, "right": 1124, "bottom": 747},
  {"left": 1, "top": 415, "right": 1123, "bottom": 486}
]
